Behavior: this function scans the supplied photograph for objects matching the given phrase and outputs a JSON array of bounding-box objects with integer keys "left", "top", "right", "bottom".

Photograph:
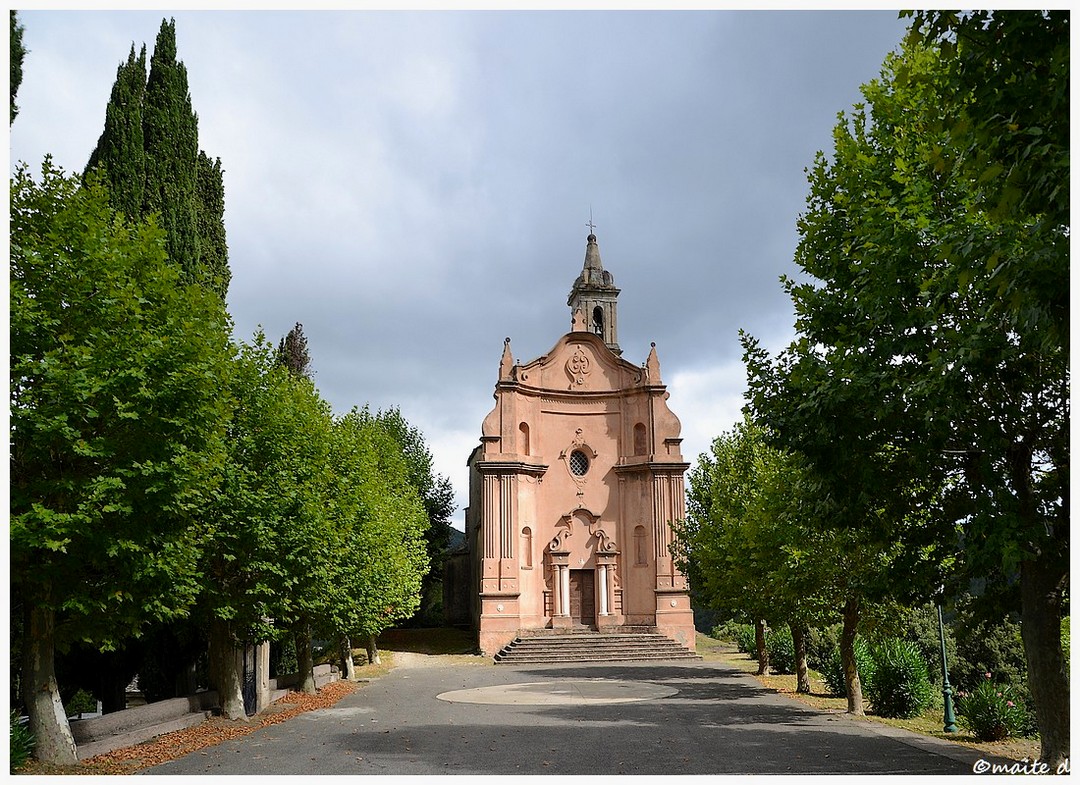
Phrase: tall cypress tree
[
  {"left": 85, "top": 18, "right": 230, "bottom": 302},
  {"left": 195, "top": 151, "right": 230, "bottom": 301},
  {"left": 85, "top": 45, "right": 147, "bottom": 221},
  {"left": 10, "top": 11, "right": 25, "bottom": 125},
  {"left": 142, "top": 18, "right": 199, "bottom": 287},
  {"left": 276, "top": 322, "right": 313, "bottom": 379}
]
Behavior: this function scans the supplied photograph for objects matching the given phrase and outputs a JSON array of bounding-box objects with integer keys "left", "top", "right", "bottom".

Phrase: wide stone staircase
[{"left": 493, "top": 629, "right": 701, "bottom": 665}]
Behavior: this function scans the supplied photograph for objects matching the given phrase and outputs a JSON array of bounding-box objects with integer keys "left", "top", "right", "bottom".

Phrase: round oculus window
[{"left": 569, "top": 450, "right": 590, "bottom": 476}]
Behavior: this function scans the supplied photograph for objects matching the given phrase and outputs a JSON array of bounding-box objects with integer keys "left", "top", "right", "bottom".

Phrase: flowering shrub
[
  {"left": 866, "top": 638, "right": 934, "bottom": 718},
  {"left": 956, "top": 674, "right": 1030, "bottom": 741}
]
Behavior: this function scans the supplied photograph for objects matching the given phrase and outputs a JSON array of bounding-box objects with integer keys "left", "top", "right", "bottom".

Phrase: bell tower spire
[{"left": 568, "top": 228, "right": 621, "bottom": 355}]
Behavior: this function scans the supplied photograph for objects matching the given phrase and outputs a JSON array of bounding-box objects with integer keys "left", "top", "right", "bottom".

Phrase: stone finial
[
  {"left": 499, "top": 337, "right": 513, "bottom": 380},
  {"left": 646, "top": 341, "right": 661, "bottom": 383},
  {"left": 571, "top": 309, "right": 588, "bottom": 332}
]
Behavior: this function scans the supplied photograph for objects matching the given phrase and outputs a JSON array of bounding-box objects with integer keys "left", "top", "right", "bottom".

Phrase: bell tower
[{"left": 567, "top": 231, "right": 621, "bottom": 356}]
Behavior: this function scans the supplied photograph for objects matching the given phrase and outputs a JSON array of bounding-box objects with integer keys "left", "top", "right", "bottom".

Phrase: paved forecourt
[{"left": 148, "top": 656, "right": 999, "bottom": 776}]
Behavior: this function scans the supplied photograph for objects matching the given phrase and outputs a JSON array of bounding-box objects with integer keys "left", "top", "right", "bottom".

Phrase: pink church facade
[{"left": 464, "top": 233, "right": 695, "bottom": 657}]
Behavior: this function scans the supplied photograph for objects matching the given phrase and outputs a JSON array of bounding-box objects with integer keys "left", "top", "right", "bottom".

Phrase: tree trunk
[
  {"left": 791, "top": 623, "right": 811, "bottom": 694},
  {"left": 840, "top": 597, "right": 864, "bottom": 716},
  {"left": 208, "top": 617, "right": 246, "bottom": 720},
  {"left": 1020, "top": 554, "right": 1069, "bottom": 769},
  {"left": 339, "top": 636, "right": 356, "bottom": 681},
  {"left": 22, "top": 603, "right": 77, "bottom": 765},
  {"left": 295, "top": 628, "right": 316, "bottom": 694},
  {"left": 365, "top": 634, "right": 381, "bottom": 666},
  {"left": 754, "top": 619, "right": 769, "bottom": 675},
  {"left": 1009, "top": 440, "right": 1069, "bottom": 770}
]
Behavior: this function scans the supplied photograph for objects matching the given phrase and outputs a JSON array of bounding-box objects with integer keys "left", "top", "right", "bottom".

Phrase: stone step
[
  {"left": 498, "top": 643, "right": 686, "bottom": 652},
  {"left": 500, "top": 652, "right": 697, "bottom": 662},
  {"left": 494, "top": 631, "right": 700, "bottom": 664}
]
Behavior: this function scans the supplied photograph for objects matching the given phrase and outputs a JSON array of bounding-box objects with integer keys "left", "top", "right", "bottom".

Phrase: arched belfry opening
[{"left": 568, "top": 232, "right": 621, "bottom": 355}]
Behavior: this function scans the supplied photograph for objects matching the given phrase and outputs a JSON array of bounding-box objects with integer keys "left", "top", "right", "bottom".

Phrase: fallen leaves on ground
[{"left": 17, "top": 680, "right": 359, "bottom": 776}]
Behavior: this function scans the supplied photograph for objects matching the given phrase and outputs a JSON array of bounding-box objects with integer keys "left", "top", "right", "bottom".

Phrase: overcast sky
[{"left": 10, "top": 7, "right": 911, "bottom": 528}]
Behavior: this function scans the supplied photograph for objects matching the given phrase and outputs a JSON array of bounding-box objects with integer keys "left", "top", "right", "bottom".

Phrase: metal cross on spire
[{"left": 586, "top": 207, "right": 597, "bottom": 235}]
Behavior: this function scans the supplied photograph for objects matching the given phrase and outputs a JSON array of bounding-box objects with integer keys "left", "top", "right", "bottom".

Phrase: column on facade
[
  {"left": 598, "top": 564, "right": 609, "bottom": 616},
  {"left": 560, "top": 564, "right": 570, "bottom": 616}
]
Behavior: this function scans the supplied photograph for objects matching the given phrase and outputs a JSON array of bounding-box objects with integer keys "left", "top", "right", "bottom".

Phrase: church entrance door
[{"left": 569, "top": 570, "right": 596, "bottom": 627}]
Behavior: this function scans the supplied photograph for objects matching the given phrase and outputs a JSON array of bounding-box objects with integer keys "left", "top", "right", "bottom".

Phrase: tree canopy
[
  {"left": 742, "top": 12, "right": 1068, "bottom": 765},
  {"left": 85, "top": 18, "right": 230, "bottom": 301},
  {"left": 11, "top": 14, "right": 438, "bottom": 763},
  {"left": 10, "top": 160, "right": 234, "bottom": 762}
]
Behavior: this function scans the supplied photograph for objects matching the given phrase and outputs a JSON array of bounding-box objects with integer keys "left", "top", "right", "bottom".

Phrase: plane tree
[
  {"left": 198, "top": 333, "right": 340, "bottom": 714},
  {"left": 675, "top": 415, "right": 948, "bottom": 712},
  {"left": 323, "top": 409, "right": 430, "bottom": 669},
  {"left": 742, "top": 20, "right": 1067, "bottom": 761},
  {"left": 373, "top": 407, "right": 455, "bottom": 625},
  {"left": 10, "top": 162, "right": 233, "bottom": 763}
]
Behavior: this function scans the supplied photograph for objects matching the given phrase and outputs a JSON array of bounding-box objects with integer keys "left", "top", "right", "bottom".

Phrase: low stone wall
[
  {"left": 69, "top": 664, "right": 340, "bottom": 760},
  {"left": 270, "top": 663, "right": 339, "bottom": 694},
  {"left": 70, "top": 691, "right": 218, "bottom": 761}
]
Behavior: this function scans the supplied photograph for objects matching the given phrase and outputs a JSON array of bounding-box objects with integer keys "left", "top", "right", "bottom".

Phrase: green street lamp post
[{"left": 937, "top": 602, "right": 958, "bottom": 733}]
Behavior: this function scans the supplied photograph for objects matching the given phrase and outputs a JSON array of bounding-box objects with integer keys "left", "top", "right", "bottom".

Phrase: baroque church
[{"left": 452, "top": 231, "right": 695, "bottom": 657}]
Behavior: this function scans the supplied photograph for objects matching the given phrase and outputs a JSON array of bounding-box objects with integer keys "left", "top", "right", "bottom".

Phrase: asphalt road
[{"left": 147, "top": 656, "right": 994, "bottom": 776}]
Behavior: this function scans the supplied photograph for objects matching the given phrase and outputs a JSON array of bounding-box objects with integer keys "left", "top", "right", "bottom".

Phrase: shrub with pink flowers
[{"left": 955, "top": 674, "right": 1030, "bottom": 741}]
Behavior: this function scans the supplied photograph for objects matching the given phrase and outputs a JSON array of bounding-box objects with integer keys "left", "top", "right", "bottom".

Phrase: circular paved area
[{"left": 436, "top": 678, "right": 678, "bottom": 705}]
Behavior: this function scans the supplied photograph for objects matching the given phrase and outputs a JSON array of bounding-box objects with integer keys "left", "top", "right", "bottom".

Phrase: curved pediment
[{"left": 513, "top": 332, "right": 651, "bottom": 394}]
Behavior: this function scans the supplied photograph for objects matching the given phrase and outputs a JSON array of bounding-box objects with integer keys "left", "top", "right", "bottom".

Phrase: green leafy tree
[
  {"left": 10, "top": 10, "right": 25, "bottom": 124},
  {"left": 201, "top": 333, "right": 337, "bottom": 713},
  {"left": 373, "top": 407, "right": 454, "bottom": 625},
  {"left": 743, "top": 20, "right": 1067, "bottom": 764},
  {"left": 904, "top": 11, "right": 1068, "bottom": 351},
  {"left": 326, "top": 409, "right": 430, "bottom": 666},
  {"left": 270, "top": 380, "right": 338, "bottom": 695},
  {"left": 10, "top": 161, "right": 233, "bottom": 763},
  {"left": 85, "top": 18, "right": 229, "bottom": 302},
  {"left": 674, "top": 415, "right": 940, "bottom": 712}
]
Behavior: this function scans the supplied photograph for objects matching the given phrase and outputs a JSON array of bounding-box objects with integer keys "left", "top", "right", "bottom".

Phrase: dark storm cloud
[{"left": 10, "top": 9, "right": 910, "bottom": 518}]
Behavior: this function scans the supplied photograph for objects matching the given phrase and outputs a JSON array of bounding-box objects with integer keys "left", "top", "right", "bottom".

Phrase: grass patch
[{"left": 376, "top": 626, "right": 480, "bottom": 656}]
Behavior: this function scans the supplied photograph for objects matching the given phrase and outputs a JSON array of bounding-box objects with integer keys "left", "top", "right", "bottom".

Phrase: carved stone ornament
[
  {"left": 550, "top": 519, "right": 572, "bottom": 552},
  {"left": 593, "top": 528, "right": 618, "bottom": 554},
  {"left": 565, "top": 346, "right": 591, "bottom": 388}
]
